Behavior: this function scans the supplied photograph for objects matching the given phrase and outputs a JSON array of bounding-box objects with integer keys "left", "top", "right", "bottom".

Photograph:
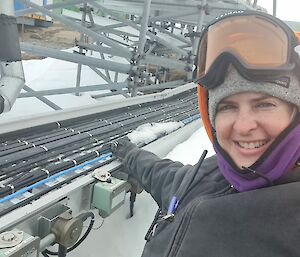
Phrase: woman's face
[{"left": 215, "top": 92, "right": 294, "bottom": 168}]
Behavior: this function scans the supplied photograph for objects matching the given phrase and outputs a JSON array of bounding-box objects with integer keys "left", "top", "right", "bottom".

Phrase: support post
[
  {"left": 131, "top": 0, "right": 152, "bottom": 96},
  {"left": 273, "top": 0, "right": 277, "bottom": 17},
  {"left": 75, "top": 3, "right": 88, "bottom": 96},
  {"left": 189, "top": 0, "right": 207, "bottom": 80}
]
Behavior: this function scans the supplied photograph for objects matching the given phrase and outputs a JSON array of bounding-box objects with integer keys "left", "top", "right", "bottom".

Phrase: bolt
[
  {"left": 70, "top": 228, "right": 78, "bottom": 239},
  {"left": 2, "top": 232, "right": 15, "bottom": 242}
]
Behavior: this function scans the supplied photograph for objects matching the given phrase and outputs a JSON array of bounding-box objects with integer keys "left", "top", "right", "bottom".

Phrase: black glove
[{"left": 111, "top": 136, "right": 137, "bottom": 161}]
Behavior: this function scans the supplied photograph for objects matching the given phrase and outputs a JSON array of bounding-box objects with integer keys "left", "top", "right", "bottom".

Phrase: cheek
[
  {"left": 215, "top": 115, "right": 232, "bottom": 146},
  {"left": 262, "top": 109, "right": 293, "bottom": 138}
]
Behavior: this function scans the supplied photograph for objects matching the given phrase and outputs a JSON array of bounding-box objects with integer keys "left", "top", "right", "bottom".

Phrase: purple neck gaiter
[{"left": 214, "top": 123, "right": 300, "bottom": 192}]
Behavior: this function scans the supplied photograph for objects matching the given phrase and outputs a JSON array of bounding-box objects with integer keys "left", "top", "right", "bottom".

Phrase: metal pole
[
  {"left": 114, "top": 72, "right": 119, "bottom": 83},
  {"left": 40, "top": 233, "right": 56, "bottom": 252},
  {"left": 138, "top": 0, "right": 152, "bottom": 56},
  {"left": 75, "top": 3, "right": 88, "bottom": 96},
  {"left": 189, "top": 0, "right": 207, "bottom": 80},
  {"left": 100, "top": 52, "right": 112, "bottom": 81},
  {"left": 273, "top": 0, "right": 277, "bottom": 17},
  {"left": 192, "top": 0, "right": 207, "bottom": 57},
  {"left": 22, "top": 85, "right": 62, "bottom": 110},
  {"left": 20, "top": 43, "right": 131, "bottom": 74},
  {"left": 132, "top": 0, "right": 152, "bottom": 96},
  {"left": 252, "top": 0, "right": 258, "bottom": 8}
]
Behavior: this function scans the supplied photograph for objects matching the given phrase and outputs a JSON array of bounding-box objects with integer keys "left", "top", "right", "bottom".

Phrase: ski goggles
[{"left": 195, "top": 11, "right": 299, "bottom": 89}]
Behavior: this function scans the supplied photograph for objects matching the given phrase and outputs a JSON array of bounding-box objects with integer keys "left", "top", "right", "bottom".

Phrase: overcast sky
[{"left": 258, "top": 0, "right": 300, "bottom": 22}]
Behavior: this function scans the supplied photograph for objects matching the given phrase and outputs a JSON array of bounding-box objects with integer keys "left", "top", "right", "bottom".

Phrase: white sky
[{"left": 258, "top": 0, "right": 300, "bottom": 22}]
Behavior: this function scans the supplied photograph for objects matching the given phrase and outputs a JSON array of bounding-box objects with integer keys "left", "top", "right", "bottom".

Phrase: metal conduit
[{"left": 0, "top": 89, "right": 199, "bottom": 210}]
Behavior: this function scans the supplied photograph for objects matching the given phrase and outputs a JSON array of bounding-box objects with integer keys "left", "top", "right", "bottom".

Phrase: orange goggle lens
[{"left": 197, "top": 14, "right": 291, "bottom": 80}]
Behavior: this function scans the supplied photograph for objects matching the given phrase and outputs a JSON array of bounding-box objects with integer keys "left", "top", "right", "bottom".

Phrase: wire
[
  {"left": 0, "top": 153, "right": 112, "bottom": 204},
  {"left": 242, "top": 166, "right": 274, "bottom": 186},
  {"left": 42, "top": 252, "right": 50, "bottom": 257}
]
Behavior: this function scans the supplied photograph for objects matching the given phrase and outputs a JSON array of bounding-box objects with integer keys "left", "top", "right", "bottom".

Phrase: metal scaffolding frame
[{"left": 14, "top": 0, "right": 262, "bottom": 110}]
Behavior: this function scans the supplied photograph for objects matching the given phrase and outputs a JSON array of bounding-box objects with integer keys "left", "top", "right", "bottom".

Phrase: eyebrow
[{"left": 219, "top": 95, "right": 274, "bottom": 105}]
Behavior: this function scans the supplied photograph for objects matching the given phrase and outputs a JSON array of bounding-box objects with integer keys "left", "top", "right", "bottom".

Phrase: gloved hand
[{"left": 111, "top": 136, "right": 137, "bottom": 161}]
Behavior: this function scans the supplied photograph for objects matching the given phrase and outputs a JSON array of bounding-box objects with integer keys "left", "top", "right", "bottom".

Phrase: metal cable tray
[{"left": 0, "top": 87, "right": 199, "bottom": 219}]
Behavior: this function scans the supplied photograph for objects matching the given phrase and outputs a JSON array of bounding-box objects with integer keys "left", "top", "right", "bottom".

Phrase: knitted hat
[{"left": 208, "top": 65, "right": 300, "bottom": 127}]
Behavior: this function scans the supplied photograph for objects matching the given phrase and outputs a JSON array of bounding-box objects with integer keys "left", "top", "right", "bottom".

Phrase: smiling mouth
[{"left": 236, "top": 140, "right": 268, "bottom": 150}]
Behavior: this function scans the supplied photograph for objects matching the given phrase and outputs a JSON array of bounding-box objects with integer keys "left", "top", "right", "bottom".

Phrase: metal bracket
[{"left": 93, "top": 168, "right": 112, "bottom": 183}]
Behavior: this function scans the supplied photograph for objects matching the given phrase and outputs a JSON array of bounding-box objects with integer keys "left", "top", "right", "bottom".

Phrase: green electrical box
[{"left": 92, "top": 177, "right": 130, "bottom": 218}]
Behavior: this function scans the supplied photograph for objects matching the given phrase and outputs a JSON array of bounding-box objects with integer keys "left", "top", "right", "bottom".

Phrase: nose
[{"left": 233, "top": 110, "right": 258, "bottom": 135}]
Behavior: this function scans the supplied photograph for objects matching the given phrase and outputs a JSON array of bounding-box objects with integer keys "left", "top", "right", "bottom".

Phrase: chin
[{"left": 235, "top": 159, "right": 257, "bottom": 169}]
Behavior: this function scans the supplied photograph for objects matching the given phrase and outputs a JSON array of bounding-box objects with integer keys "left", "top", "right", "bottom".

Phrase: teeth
[{"left": 238, "top": 141, "right": 267, "bottom": 149}]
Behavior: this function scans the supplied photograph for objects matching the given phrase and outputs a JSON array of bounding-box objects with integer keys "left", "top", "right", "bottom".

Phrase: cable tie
[
  {"left": 42, "top": 168, "right": 50, "bottom": 178},
  {"left": 31, "top": 143, "right": 36, "bottom": 147},
  {"left": 23, "top": 140, "right": 29, "bottom": 145},
  {"left": 56, "top": 122, "right": 61, "bottom": 128},
  {"left": 86, "top": 132, "right": 93, "bottom": 137},
  {"left": 7, "top": 184, "right": 15, "bottom": 194},
  {"left": 40, "top": 145, "right": 48, "bottom": 151},
  {"left": 72, "top": 159, "right": 77, "bottom": 165},
  {"left": 95, "top": 150, "right": 100, "bottom": 157}
]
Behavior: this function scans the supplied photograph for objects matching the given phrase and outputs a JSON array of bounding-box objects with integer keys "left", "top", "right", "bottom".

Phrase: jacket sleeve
[{"left": 122, "top": 147, "right": 195, "bottom": 211}]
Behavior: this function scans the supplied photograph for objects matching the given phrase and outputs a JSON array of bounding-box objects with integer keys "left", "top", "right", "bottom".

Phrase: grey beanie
[{"left": 208, "top": 66, "right": 300, "bottom": 127}]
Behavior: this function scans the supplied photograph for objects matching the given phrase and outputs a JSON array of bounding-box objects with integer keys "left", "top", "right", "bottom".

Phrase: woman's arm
[{"left": 122, "top": 146, "right": 193, "bottom": 211}]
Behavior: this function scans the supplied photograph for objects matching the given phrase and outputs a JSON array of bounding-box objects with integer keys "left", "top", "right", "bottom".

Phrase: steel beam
[
  {"left": 19, "top": 83, "right": 128, "bottom": 97},
  {"left": 75, "top": 41, "right": 132, "bottom": 59},
  {"left": 89, "top": 66, "right": 113, "bottom": 84},
  {"left": 20, "top": 43, "right": 131, "bottom": 74},
  {"left": 23, "top": 85, "right": 62, "bottom": 110},
  {"left": 75, "top": 3, "right": 88, "bottom": 96},
  {"left": 273, "top": 0, "right": 277, "bottom": 17},
  {"left": 148, "top": 10, "right": 200, "bottom": 23},
  {"left": 142, "top": 55, "right": 187, "bottom": 71}
]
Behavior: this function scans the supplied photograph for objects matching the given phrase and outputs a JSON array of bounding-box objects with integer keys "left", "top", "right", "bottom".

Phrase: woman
[{"left": 113, "top": 11, "right": 300, "bottom": 257}]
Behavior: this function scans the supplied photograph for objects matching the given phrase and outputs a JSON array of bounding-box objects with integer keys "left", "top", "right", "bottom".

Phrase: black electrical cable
[
  {"left": 0, "top": 90, "right": 199, "bottom": 212},
  {"left": 58, "top": 245, "right": 67, "bottom": 257},
  {"left": 42, "top": 251, "right": 50, "bottom": 257},
  {"left": 0, "top": 107, "right": 196, "bottom": 191},
  {"left": 0, "top": 158, "right": 113, "bottom": 217}
]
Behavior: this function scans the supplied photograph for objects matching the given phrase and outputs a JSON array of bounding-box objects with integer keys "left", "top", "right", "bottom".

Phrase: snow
[
  {"left": 166, "top": 126, "right": 215, "bottom": 165},
  {"left": 128, "top": 121, "right": 184, "bottom": 146}
]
